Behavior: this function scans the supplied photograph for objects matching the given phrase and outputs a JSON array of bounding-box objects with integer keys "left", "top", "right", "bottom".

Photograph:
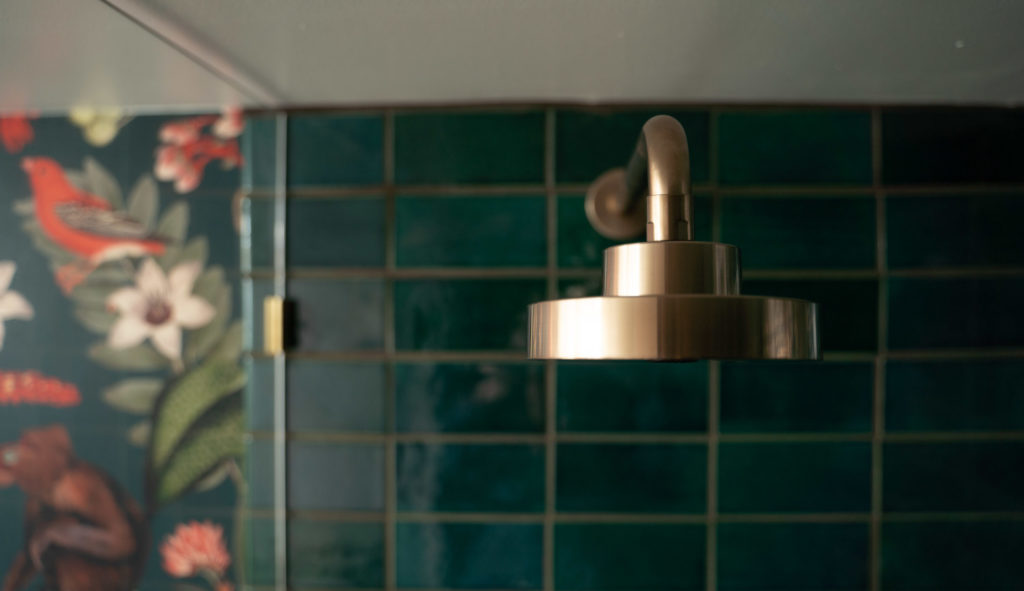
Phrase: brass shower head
[{"left": 527, "top": 115, "right": 819, "bottom": 361}]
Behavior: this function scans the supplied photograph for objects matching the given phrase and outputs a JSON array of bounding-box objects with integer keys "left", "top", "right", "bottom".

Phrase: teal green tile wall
[{"left": 242, "top": 106, "right": 1024, "bottom": 591}]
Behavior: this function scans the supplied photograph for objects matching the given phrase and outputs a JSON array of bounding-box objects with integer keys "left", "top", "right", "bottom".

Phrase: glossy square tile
[
  {"left": 394, "top": 279, "right": 546, "bottom": 350},
  {"left": 287, "top": 113, "right": 383, "bottom": 187},
  {"left": 882, "top": 108, "right": 1024, "bottom": 184},
  {"left": 245, "top": 437, "right": 276, "bottom": 509},
  {"left": 554, "top": 109, "right": 710, "bottom": 184},
  {"left": 556, "top": 443, "right": 706, "bottom": 512},
  {"left": 288, "top": 196, "right": 386, "bottom": 267},
  {"left": 718, "top": 523, "right": 868, "bottom": 591},
  {"left": 886, "top": 360, "right": 1024, "bottom": 432},
  {"left": 397, "top": 522, "right": 543, "bottom": 589},
  {"left": 289, "top": 520, "right": 384, "bottom": 588},
  {"left": 882, "top": 522, "right": 1024, "bottom": 590},
  {"left": 720, "top": 195, "right": 875, "bottom": 269},
  {"left": 241, "top": 114, "right": 281, "bottom": 191},
  {"left": 883, "top": 442, "right": 1024, "bottom": 511},
  {"left": 244, "top": 517, "right": 278, "bottom": 586},
  {"left": 289, "top": 278, "right": 386, "bottom": 351},
  {"left": 288, "top": 361, "right": 386, "bottom": 432},
  {"left": 887, "top": 194, "right": 1024, "bottom": 268},
  {"left": 395, "top": 363, "right": 545, "bottom": 433},
  {"left": 720, "top": 361, "right": 873, "bottom": 433},
  {"left": 718, "top": 442, "right": 871, "bottom": 512},
  {"left": 395, "top": 111, "right": 544, "bottom": 184},
  {"left": 556, "top": 361, "right": 708, "bottom": 432},
  {"left": 240, "top": 196, "right": 275, "bottom": 271},
  {"left": 557, "top": 194, "right": 712, "bottom": 268},
  {"left": 245, "top": 356, "right": 274, "bottom": 431},
  {"left": 743, "top": 279, "right": 879, "bottom": 352},
  {"left": 397, "top": 444, "right": 544, "bottom": 512},
  {"left": 396, "top": 195, "right": 546, "bottom": 267},
  {"left": 555, "top": 524, "right": 705, "bottom": 591},
  {"left": 288, "top": 442, "right": 384, "bottom": 510},
  {"left": 718, "top": 110, "right": 872, "bottom": 185},
  {"left": 557, "top": 275, "right": 603, "bottom": 299},
  {"left": 241, "top": 276, "right": 275, "bottom": 352},
  {"left": 888, "top": 277, "right": 1024, "bottom": 349}
]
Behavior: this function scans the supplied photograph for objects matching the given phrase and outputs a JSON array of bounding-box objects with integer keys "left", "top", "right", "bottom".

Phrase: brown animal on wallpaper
[{"left": 0, "top": 425, "right": 148, "bottom": 591}]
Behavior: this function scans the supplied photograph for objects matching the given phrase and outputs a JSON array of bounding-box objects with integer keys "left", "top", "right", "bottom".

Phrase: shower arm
[{"left": 596, "top": 114, "right": 694, "bottom": 242}]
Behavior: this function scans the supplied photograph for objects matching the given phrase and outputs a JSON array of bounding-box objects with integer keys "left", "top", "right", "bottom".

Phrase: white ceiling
[{"left": 4, "top": 0, "right": 1024, "bottom": 114}]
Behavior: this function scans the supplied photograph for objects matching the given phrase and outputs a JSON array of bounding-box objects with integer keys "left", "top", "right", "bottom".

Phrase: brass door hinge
[{"left": 263, "top": 296, "right": 296, "bottom": 354}]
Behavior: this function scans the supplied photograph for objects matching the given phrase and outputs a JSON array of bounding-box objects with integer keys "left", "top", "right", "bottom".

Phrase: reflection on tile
[
  {"left": 241, "top": 196, "right": 275, "bottom": 271},
  {"left": 395, "top": 111, "right": 544, "bottom": 184},
  {"left": 888, "top": 277, "right": 1024, "bottom": 349},
  {"left": 288, "top": 442, "right": 384, "bottom": 510},
  {"left": 289, "top": 278, "right": 385, "bottom": 351},
  {"left": 720, "top": 196, "right": 875, "bottom": 269},
  {"left": 719, "top": 442, "right": 871, "bottom": 512},
  {"left": 245, "top": 356, "right": 274, "bottom": 431},
  {"left": 557, "top": 194, "right": 712, "bottom": 268},
  {"left": 288, "top": 114, "right": 383, "bottom": 187},
  {"left": 557, "top": 443, "right": 706, "bottom": 513},
  {"left": 244, "top": 517, "right": 277, "bottom": 586},
  {"left": 882, "top": 108, "right": 1024, "bottom": 184},
  {"left": 394, "top": 279, "right": 545, "bottom": 350},
  {"left": 288, "top": 197, "right": 385, "bottom": 267},
  {"left": 886, "top": 360, "right": 1024, "bottom": 432},
  {"left": 396, "top": 196, "right": 546, "bottom": 267},
  {"left": 720, "top": 361, "right": 873, "bottom": 433},
  {"left": 557, "top": 275, "right": 603, "bottom": 299},
  {"left": 718, "top": 110, "right": 872, "bottom": 186},
  {"left": 395, "top": 363, "right": 545, "bottom": 433},
  {"left": 887, "top": 195, "right": 1024, "bottom": 269},
  {"left": 241, "top": 114, "right": 280, "bottom": 191},
  {"left": 557, "top": 362, "right": 707, "bottom": 432},
  {"left": 288, "top": 361, "right": 386, "bottom": 432},
  {"left": 884, "top": 442, "right": 1024, "bottom": 511},
  {"left": 290, "top": 520, "right": 384, "bottom": 588},
  {"left": 397, "top": 444, "right": 544, "bottom": 512},
  {"left": 718, "top": 523, "right": 868, "bottom": 591},
  {"left": 554, "top": 109, "right": 710, "bottom": 184},
  {"left": 555, "top": 524, "right": 705, "bottom": 591},
  {"left": 882, "top": 522, "right": 1024, "bottom": 590},
  {"left": 397, "top": 522, "right": 543, "bottom": 589},
  {"left": 245, "top": 437, "right": 275, "bottom": 509},
  {"left": 743, "top": 279, "right": 879, "bottom": 352}
]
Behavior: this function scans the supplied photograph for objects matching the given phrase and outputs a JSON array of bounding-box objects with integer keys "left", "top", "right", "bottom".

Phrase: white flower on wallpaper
[
  {"left": 106, "top": 258, "right": 215, "bottom": 361},
  {"left": 0, "top": 261, "right": 34, "bottom": 350}
]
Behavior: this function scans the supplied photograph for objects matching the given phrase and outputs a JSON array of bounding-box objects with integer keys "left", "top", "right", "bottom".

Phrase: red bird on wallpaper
[{"left": 21, "top": 157, "right": 168, "bottom": 294}]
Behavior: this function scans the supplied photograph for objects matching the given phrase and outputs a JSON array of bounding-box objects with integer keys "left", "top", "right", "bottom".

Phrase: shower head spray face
[{"left": 527, "top": 115, "right": 819, "bottom": 361}]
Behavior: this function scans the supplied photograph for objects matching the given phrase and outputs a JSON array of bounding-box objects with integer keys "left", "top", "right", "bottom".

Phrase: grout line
[
  {"left": 382, "top": 109, "right": 398, "bottom": 591},
  {"left": 542, "top": 107, "right": 558, "bottom": 591},
  {"left": 870, "top": 106, "right": 887, "bottom": 591},
  {"left": 243, "top": 265, "right": 1024, "bottom": 281},
  {"left": 246, "top": 428, "right": 1024, "bottom": 445}
]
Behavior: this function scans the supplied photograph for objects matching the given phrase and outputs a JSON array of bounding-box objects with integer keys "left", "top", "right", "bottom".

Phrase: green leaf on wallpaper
[
  {"left": 184, "top": 285, "right": 231, "bottom": 365},
  {"left": 83, "top": 157, "right": 123, "bottom": 210},
  {"left": 152, "top": 395, "right": 243, "bottom": 507},
  {"left": 88, "top": 341, "right": 169, "bottom": 371},
  {"left": 207, "top": 321, "right": 243, "bottom": 363},
  {"left": 193, "top": 461, "right": 231, "bottom": 491},
  {"left": 103, "top": 378, "right": 164, "bottom": 414},
  {"left": 70, "top": 281, "right": 117, "bottom": 307},
  {"left": 150, "top": 357, "right": 245, "bottom": 470},
  {"left": 21, "top": 219, "right": 75, "bottom": 265},
  {"left": 127, "top": 175, "right": 159, "bottom": 231},
  {"left": 74, "top": 307, "right": 117, "bottom": 333},
  {"left": 192, "top": 266, "right": 226, "bottom": 302},
  {"left": 65, "top": 169, "right": 88, "bottom": 193},
  {"left": 128, "top": 420, "right": 151, "bottom": 447},
  {"left": 160, "top": 236, "right": 209, "bottom": 270},
  {"left": 87, "top": 261, "right": 135, "bottom": 285},
  {"left": 156, "top": 201, "right": 189, "bottom": 244}
]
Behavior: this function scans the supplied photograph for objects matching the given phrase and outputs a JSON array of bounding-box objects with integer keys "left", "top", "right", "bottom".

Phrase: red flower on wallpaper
[
  {"left": 0, "top": 371, "right": 80, "bottom": 407},
  {"left": 161, "top": 521, "right": 232, "bottom": 581},
  {"left": 155, "top": 108, "right": 244, "bottom": 193},
  {"left": 0, "top": 113, "right": 35, "bottom": 154}
]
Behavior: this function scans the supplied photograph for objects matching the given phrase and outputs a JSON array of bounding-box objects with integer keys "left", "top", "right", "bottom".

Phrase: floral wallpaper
[{"left": 0, "top": 110, "right": 245, "bottom": 591}]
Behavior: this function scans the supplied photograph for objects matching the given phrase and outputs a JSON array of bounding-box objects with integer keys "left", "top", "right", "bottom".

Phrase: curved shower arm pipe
[{"left": 611, "top": 114, "right": 694, "bottom": 242}]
